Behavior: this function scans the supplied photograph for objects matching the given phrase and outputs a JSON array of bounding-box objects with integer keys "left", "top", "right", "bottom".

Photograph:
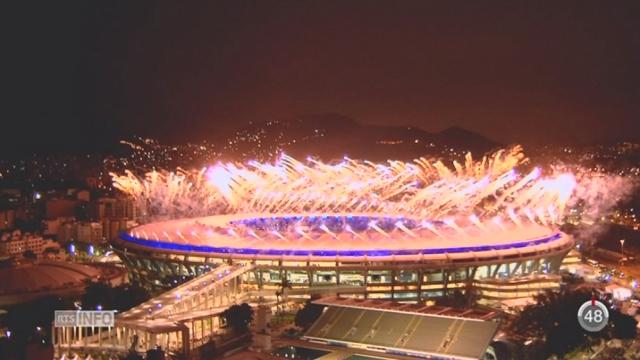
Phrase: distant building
[
  {"left": 57, "top": 218, "right": 130, "bottom": 244},
  {"left": 0, "top": 230, "right": 59, "bottom": 259},
  {"left": 87, "top": 197, "right": 138, "bottom": 241},
  {"left": 42, "top": 217, "right": 75, "bottom": 237},
  {"left": 29, "top": 193, "right": 139, "bottom": 246},
  {"left": 57, "top": 221, "right": 77, "bottom": 243},
  {"left": 102, "top": 218, "right": 135, "bottom": 241},
  {"left": 95, "top": 197, "right": 136, "bottom": 221},
  {"left": 76, "top": 222, "right": 105, "bottom": 244}
]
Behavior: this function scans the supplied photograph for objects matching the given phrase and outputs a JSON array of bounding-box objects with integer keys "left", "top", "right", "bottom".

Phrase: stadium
[
  {"left": 111, "top": 147, "right": 580, "bottom": 303},
  {"left": 49, "top": 147, "right": 609, "bottom": 359},
  {"left": 113, "top": 214, "right": 573, "bottom": 302}
]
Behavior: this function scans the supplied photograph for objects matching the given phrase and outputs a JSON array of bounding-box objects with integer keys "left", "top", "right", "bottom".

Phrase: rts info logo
[{"left": 54, "top": 310, "right": 116, "bottom": 327}]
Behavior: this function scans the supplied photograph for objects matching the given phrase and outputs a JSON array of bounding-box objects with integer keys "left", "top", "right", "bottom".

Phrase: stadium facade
[{"left": 113, "top": 214, "right": 574, "bottom": 302}]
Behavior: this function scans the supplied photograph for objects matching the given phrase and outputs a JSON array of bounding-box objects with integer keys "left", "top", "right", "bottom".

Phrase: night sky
[{"left": 6, "top": 1, "right": 640, "bottom": 154}]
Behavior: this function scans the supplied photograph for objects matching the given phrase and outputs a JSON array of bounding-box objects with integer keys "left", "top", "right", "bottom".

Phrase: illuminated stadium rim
[{"left": 119, "top": 232, "right": 563, "bottom": 258}]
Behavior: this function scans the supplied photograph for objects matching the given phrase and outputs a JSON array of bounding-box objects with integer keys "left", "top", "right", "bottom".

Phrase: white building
[
  {"left": 0, "top": 231, "right": 60, "bottom": 259},
  {"left": 57, "top": 221, "right": 77, "bottom": 243},
  {"left": 42, "top": 217, "right": 75, "bottom": 237},
  {"left": 76, "top": 222, "right": 105, "bottom": 244}
]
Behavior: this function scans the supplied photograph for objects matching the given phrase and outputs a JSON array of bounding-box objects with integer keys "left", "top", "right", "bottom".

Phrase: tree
[
  {"left": 275, "top": 278, "right": 292, "bottom": 314},
  {"left": 510, "top": 289, "right": 600, "bottom": 358},
  {"left": 113, "top": 283, "right": 151, "bottom": 312},
  {"left": 222, "top": 303, "right": 253, "bottom": 334},
  {"left": 509, "top": 289, "right": 637, "bottom": 359},
  {"left": 597, "top": 346, "right": 626, "bottom": 360},
  {"left": 22, "top": 250, "right": 37, "bottom": 260},
  {"left": 146, "top": 347, "right": 166, "bottom": 360},
  {"left": 1, "top": 295, "right": 72, "bottom": 359},
  {"left": 81, "top": 281, "right": 112, "bottom": 310},
  {"left": 294, "top": 301, "right": 325, "bottom": 330},
  {"left": 610, "top": 310, "right": 637, "bottom": 339},
  {"left": 81, "top": 281, "right": 150, "bottom": 312},
  {"left": 0, "top": 334, "right": 18, "bottom": 359}
]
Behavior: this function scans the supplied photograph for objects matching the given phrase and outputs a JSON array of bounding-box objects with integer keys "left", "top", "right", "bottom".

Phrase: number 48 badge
[{"left": 577, "top": 297, "right": 610, "bottom": 332}]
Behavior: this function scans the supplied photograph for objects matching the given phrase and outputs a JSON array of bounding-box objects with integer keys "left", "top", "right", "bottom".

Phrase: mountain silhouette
[{"left": 222, "top": 113, "right": 501, "bottom": 161}]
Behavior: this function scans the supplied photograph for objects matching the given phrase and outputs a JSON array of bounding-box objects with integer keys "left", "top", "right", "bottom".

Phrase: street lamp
[{"left": 620, "top": 239, "right": 625, "bottom": 264}]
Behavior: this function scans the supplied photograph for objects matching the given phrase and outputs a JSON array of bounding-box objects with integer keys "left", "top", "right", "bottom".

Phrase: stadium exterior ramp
[
  {"left": 304, "top": 297, "right": 498, "bottom": 360},
  {"left": 53, "top": 263, "right": 251, "bottom": 359}
]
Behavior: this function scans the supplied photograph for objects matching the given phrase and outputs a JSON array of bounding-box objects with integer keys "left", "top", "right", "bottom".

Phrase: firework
[{"left": 111, "top": 146, "right": 631, "bottom": 233}]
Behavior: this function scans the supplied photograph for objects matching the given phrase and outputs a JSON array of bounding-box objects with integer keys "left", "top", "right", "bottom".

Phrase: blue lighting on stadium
[{"left": 120, "top": 231, "right": 562, "bottom": 258}]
